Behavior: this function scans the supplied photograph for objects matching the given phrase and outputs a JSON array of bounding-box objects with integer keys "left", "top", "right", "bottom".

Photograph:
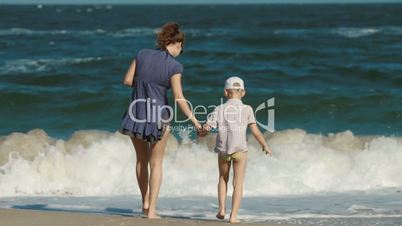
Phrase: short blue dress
[{"left": 119, "top": 48, "right": 183, "bottom": 143}]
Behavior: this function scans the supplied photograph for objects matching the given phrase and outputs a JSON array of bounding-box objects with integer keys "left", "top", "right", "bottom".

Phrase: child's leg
[
  {"left": 230, "top": 152, "right": 247, "bottom": 223},
  {"left": 217, "top": 154, "right": 231, "bottom": 219}
]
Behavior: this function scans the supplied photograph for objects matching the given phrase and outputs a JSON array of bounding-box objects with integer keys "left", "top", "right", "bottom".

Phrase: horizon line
[{"left": 2, "top": 1, "right": 402, "bottom": 5}]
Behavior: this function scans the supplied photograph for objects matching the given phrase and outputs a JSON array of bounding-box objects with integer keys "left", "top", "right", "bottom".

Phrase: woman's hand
[
  {"left": 170, "top": 74, "right": 208, "bottom": 138},
  {"left": 194, "top": 122, "right": 202, "bottom": 130},
  {"left": 123, "top": 59, "right": 136, "bottom": 87}
]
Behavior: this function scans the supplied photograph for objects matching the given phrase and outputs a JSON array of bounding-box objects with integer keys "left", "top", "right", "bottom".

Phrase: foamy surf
[
  {"left": 0, "top": 128, "right": 401, "bottom": 197},
  {"left": 1, "top": 192, "right": 401, "bottom": 225}
]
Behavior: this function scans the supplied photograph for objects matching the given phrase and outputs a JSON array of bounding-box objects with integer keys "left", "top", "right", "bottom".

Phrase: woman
[{"left": 120, "top": 22, "right": 204, "bottom": 219}]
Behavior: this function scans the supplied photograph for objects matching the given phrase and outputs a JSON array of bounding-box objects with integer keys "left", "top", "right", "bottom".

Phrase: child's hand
[
  {"left": 262, "top": 145, "right": 272, "bottom": 156},
  {"left": 203, "top": 124, "right": 211, "bottom": 131},
  {"left": 196, "top": 124, "right": 209, "bottom": 137}
]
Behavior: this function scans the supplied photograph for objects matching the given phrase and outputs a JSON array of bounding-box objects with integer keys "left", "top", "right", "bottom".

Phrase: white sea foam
[
  {"left": 0, "top": 129, "right": 401, "bottom": 197},
  {"left": 331, "top": 27, "right": 380, "bottom": 38},
  {"left": 330, "top": 26, "right": 402, "bottom": 38}
]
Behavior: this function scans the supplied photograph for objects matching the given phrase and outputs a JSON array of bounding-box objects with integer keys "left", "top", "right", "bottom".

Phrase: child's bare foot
[
  {"left": 147, "top": 211, "right": 161, "bottom": 219},
  {"left": 229, "top": 217, "right": 240, "bottom": 223},
  {"left": 229, "top": 213, "right": 240, "bottom": 223}
]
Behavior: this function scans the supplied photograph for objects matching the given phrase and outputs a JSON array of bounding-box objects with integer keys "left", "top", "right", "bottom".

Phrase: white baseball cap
[{"left": 225, "top": 76, "right": 245, "bottom": 90}]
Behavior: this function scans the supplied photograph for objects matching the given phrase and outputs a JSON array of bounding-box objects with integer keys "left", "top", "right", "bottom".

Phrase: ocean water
[
  {"left": 1, "top": 4, "right": 402, "bottom": 137},
  {"left": 1, "top": 3, "right": 402, "bottom": 225}
]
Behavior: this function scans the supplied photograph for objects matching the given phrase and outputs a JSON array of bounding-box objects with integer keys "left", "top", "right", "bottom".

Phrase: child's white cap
[{"left": 225, "top": 76, "right": 245, "bottom": 90}]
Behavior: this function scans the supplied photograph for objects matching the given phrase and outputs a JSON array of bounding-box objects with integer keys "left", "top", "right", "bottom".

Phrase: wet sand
[{"left": 0, "top": 208, "right": 293, "bottom": 226}]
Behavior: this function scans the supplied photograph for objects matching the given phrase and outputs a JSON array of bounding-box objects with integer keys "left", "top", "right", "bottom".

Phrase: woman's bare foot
[
  {"left": 142, "top": 207, "right": 149, "bottom": 215},
  {"left": 142, "top": 202, "right": 149, "bottom": 215},
  {"left": 216, "top": 211, "right": 225, "bottom": 220},
  {"left": 216, "top": 207, "right": 225, "bottom": 219}
]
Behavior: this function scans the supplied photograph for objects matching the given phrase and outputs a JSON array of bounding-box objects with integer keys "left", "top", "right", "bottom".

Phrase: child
[{"left": 205, "top": 76, "right": 272, "bottom": 223}]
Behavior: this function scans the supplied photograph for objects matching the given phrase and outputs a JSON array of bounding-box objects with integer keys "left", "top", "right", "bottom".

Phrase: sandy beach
[{"left": 0, "top": 208, "right": 291, "bottom": 226}]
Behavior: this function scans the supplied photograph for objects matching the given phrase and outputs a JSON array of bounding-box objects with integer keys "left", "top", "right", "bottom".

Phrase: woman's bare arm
[
  {"left": 123, "top": 59, "right": 136, "bottom": 87},
  {"left": 170, "top": 74, "right": 202, "bottom": 130}
]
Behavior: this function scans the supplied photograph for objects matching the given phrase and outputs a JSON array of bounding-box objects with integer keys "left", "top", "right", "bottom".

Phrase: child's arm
[
  {"left": 246, "top": 105, "right": 272, "bottom": 156},
  {"left": 249, "top": 123, "right": 272, "bottom": 156}
]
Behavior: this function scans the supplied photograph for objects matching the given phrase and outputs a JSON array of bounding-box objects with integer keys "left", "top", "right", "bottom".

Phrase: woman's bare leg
[
  {"left": 147, "top": 128, "right": 170, "bottom": 219},
  {"left": 131, "top": 137, "right": 150, "bottom": 214},
  {"left": 216, "top": 154, "right": 231, "bottom": 220},
  {"left": 230, "top": 152, "right": 247, "bottom": 223}
]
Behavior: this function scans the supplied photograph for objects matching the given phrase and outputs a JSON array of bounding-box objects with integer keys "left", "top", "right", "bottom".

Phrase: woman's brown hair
[{"left": 157, "top": 22, "right": 185, "bottom": 50}]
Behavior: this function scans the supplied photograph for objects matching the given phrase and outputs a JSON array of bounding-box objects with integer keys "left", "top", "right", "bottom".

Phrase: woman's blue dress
[{"left": 120, "top": 49, "right": 183, "bottom": 143}]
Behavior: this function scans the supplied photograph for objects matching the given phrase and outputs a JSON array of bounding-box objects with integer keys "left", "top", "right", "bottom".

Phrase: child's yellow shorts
[{"left": 223, "top": 152, "right": 244, "bottom": 162}]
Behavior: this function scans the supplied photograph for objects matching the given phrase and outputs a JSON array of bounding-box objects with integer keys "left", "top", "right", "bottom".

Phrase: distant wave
[
  {"left": 334, "top": 26, "right": 402, "bottom": 38},
  {"left": 331, "top": 27, "right": 380, "bottom": 38},
  {"left": 274, "top": 26, "right": 402, "bottom": 38},
  {"left": 0, "top": 129, "right": 401, "bottom": 197},
  {"left": 0, "top": 27, "right": 238, "bottom": 38},
  {"left": 0, "top": 57, "right": 103, "bottom": 74},
  {"left": 4, "top": 26, "right": 401, "bottom": 39},
  {"left": 0, "top": 27, "right": 155, "bottom": 37},
  {"left": 274, "top": 27, "right": 380, "bottom": 38},
  {"left": 0, "top": 28, "right": 106, "bottom": 36},
  {"left": 111, "top": 28, "right": 157, "bottom": 37}
]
